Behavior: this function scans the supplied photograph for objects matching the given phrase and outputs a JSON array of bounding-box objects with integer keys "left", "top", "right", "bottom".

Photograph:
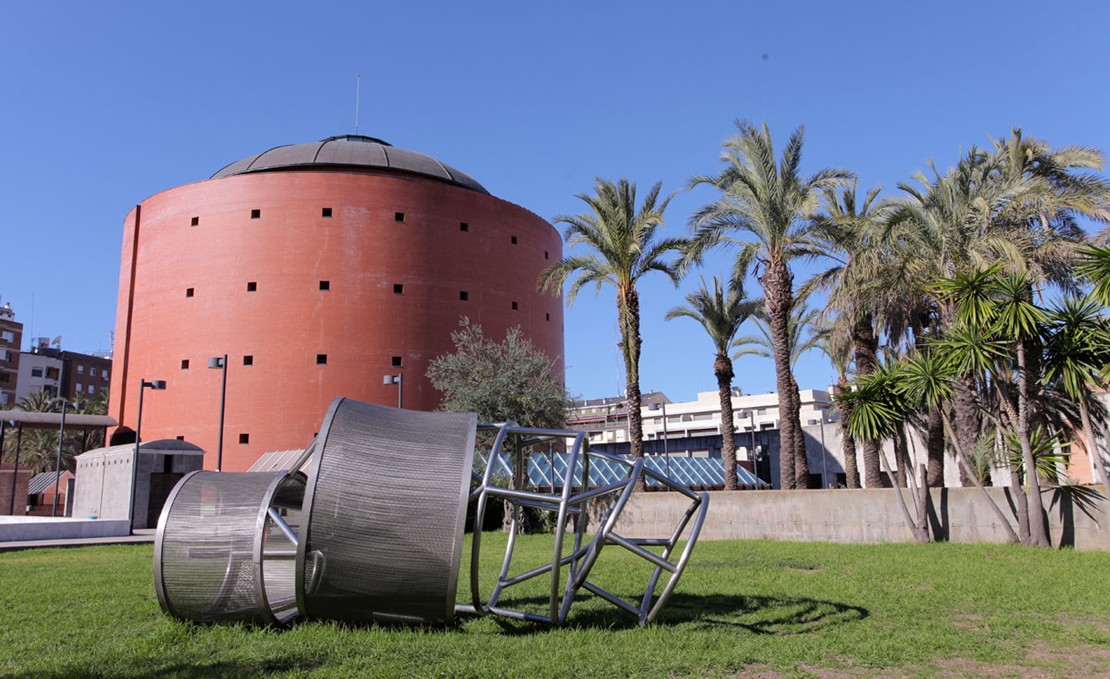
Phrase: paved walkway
[{"left": 0, "top": 528, "right": 156, "bottom": 553}]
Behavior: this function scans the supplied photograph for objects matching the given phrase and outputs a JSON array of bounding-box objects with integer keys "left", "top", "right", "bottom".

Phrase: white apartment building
[{"left": 568, "top": 388, "right": 972, "bottom": 489}]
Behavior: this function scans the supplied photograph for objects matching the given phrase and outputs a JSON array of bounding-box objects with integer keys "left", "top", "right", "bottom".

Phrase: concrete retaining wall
[
  {"left": 614, "top": 486, "right": 1110, "bottom": 550},
  {"left": 0, "top": 516, "right": 131, "bottom": 542}
]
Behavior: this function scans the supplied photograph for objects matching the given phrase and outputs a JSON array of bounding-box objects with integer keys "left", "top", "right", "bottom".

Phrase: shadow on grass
[
  {"left": 467, "top": 591, "right": 868, "bottom": 635},
  {"left": 5, "top": 659, "right": 325, "bottom": 679}
]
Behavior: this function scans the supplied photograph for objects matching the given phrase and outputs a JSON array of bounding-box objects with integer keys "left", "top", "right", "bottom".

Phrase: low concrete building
[{"left": 73, "top": 440, "right": 204, "bottom": 529}]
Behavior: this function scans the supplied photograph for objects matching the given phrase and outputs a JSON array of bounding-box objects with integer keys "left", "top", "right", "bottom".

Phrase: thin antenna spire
[{"left": 355, "top": 73, "right": 361, "bottom": 135}]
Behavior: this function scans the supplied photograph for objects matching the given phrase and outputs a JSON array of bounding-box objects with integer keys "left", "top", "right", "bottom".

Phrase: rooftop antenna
[{"left": 355, "top": 73, "right": 361, "bottom": 135}]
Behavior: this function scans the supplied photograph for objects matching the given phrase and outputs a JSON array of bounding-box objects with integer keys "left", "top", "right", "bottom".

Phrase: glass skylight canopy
[{"left": 488, "top": 452, "right": 766, "bottom": 488}]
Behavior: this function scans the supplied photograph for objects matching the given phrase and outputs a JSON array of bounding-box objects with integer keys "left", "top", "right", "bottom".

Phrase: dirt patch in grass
[{"left": 728, "top": 643, "right": 1110, "bottom": 679}]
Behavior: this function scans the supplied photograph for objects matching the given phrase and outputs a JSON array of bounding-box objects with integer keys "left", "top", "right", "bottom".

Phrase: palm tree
[
  {"left": 889, "top": 132, "right": 1110, "bottom": 486},
  {"left": 539, "top": 178, "right": 685, "bottom": 487},
  {"left": 1042, "top": 296, "right": 1110, "bottom": 489},
  {"left": 933, "top": 267, "right": 1051, "bottom": 547},
  {"left": 806, "top": 180, "right": 898, "bottom": 487},
  {"left": 665, "top": 275, "right": 761, "bottom": 489},
  {"left": 687, "top": 120, "right": 852, "bottom": 489},
  {"left": 838, "top": 362, "right": 930, "bottom": 542},
  {"left": 814, "top": 321, "right": 860, "bottom": 488}
]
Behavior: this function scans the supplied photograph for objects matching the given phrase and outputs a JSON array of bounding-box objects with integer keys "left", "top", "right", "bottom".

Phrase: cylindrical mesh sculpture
[
  {"left": 154, "top": 470, "right": 306, "bottom": 625},
  {"left": 154, "top": 397, "right": 707, "bottom": 628}
]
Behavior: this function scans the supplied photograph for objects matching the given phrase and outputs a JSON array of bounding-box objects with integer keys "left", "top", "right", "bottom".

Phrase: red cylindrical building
[{"left": 109, "top": 135, "right": 564, "bottom": 471}]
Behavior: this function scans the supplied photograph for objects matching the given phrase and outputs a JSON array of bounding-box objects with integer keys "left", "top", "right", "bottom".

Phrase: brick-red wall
[
  {"left": 0, "top": 464, "right": 31, "bottom": 516},
  {"left": 110, "top": 171, "right": 564, "bottom": 471}
]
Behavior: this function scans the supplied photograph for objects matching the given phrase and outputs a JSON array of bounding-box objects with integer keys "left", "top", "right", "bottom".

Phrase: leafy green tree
[
  {"left": 426, "top": 318, "right": 568, "bottom": 430},
  {"left": 664, "top": 275, "right": 761, "bottom": 489},
  {"left": 687, "top": 120, "right": 851, "bottom": 489},
  {"left": 539, "top": 178, "right": 685, "bottom": 488}
]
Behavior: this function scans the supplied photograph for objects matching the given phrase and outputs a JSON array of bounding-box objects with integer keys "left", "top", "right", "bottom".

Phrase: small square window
[
  {"left": 239, "top": 433, "right": 250, "bottom": 444},
  {"left": 511, "top": 236, "right": 518, "bottom": 245},
  {"left": 251, "top": 209, "right": 261, "bottom": 219},
  {"left": 76, "top": 383, "right": 83, "bottom": 392},
  {"left": 317, "top": 354, "right": 327, "bottom": 365},
  {"left": 392, "top": 356, "right": 402, "bottom": 367},
  {"left": 395, "top": 212, "right": 405, "bottom": 222},
  {"left": 243, "top": 355, "right": 253, "bottom": 366},
  {"left": 460, "top": 222, "right": 469, "bottom": 232},
  {"left": 87, "top": 385, "right": 94, "bottom": 394},
  {"left": 77, "top": 365, "right": 84, "bottom": 373},
  {"left": 191, "top": 216, "right": 199, "bottom": 226},
  {"left": 186, "top": 287, "right": 194, "bottom": 298},
  {"left": 181, "top": 359, "right": 190, "bottom": 370},
  {"left": 394, "top": 284, "right": 404, "bottom": 294},
  {"left": 322, "top": 207, "right": 333, "bottom": 217},
  {"left": 512, "top": 301, "right": 518, "bottom": 311},
  {"left": 319, "top": 280, "right": 330, "bottom": 291},
  {"left": 176, "top": 435, "right": 185, "bottom": 441},
  {"left": 459, "top": 291, "right": 468, "bottom": 301},
  {"left": 247, "top": 282, "right": 257, "bottom": 292}
]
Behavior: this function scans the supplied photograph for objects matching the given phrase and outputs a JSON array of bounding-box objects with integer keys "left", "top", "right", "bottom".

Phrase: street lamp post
[
  {"left": 649, "top": 401, "right": 670, "bottom": 486},
  {"left": 131, "top": 378, "right": 166, "bottom": 534},
  {"left": 52, "top": 399, "right": 84, "bottom": 517},
  {"left": 8, "top": 424, "right": 22, "bottom": 515},
  {"left": 749, "top": 410, "right": 758, "bottom": 482},
  {"left": 808, "top": 415, "right": 830, "bottom": 489},
  {"left": 208, "top": 355, "right": 228, "bottom": 471},
  {"left": 383, "top": 373, "right": 402, "bottom": 409},
  {"left": 819, "top": 412, "right": 829, "bottom": 488}
]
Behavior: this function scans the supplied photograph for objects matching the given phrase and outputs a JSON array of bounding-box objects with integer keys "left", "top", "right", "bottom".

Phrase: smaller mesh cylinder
[{"left": 154, "top": 471, "right": 305, "bottom": 625}]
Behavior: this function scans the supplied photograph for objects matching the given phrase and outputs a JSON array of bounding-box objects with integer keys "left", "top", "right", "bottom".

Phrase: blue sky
[{"left": 2, "top": 1, "right": 1108, "bottom": 403}]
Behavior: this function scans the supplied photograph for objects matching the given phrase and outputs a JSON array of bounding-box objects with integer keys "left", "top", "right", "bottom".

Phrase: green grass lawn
[{"left": 2, "top": 533, "right": 1109, "bottom": 678}]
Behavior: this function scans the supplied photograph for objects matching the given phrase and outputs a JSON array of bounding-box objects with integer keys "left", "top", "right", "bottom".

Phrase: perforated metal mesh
[
  {"left": 154, "top": 471, "right": 306, "bottom": 625},
  {"left": 297, "top": 399, "right": 477, "bottom": 625}
]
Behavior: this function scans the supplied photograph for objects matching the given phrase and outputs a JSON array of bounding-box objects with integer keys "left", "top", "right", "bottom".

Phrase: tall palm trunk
[
  {"left": 764, "top": 258, "right": 798, "bottom": 489},
  {"left": 620, "top": 287, "right": 646, "bottom": 491},
  {"left": 852, "top": 317, "right": 883, "bottom": 487},
  {"left": 790, "top": 375, "right": 810, "bottom": 488},
  {"left": 836, "top": 375, "right": 861, "bottom": 488},
  {"left": 1013, "top": 341, "right": 1050, "bottom": 547},
  {"left": 953, "top": 377, "right": 981, "bottom": 487},
  {"left": 716, "top": 355, "right": 738, "bottom": 490},
  {"left": 926, "top": 407, "right": 945, "bottom": 486}
]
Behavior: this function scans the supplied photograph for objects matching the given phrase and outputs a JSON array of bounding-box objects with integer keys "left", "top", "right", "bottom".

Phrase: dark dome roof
[{"left": 210, "top": 135, "right": 489, "bottom": 195}]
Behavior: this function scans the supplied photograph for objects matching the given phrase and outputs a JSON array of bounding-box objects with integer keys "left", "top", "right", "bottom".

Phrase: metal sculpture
[
  {"left": 154, "top": 397, "right": 707, "bottom": 628},
  {"left": 462, "top": 423, "right": 708, "bottom": 626}
]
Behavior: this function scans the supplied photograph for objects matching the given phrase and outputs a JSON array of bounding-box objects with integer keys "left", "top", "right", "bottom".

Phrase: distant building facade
[
  {"left": 568, "top": 388, "right": 837, "bottom": 488},
  {"left": 0, "top": 300, "right": 22, "bottom": 406},
  {"left": 15, "top": 338, "right": 111, "bottom": 403}
]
